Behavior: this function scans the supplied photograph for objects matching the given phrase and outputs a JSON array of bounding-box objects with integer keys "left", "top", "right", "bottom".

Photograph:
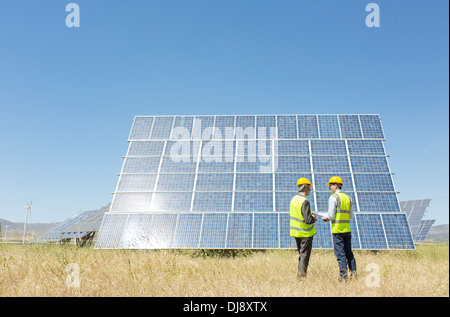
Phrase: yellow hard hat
[
  {"left": 297, "top": 177, "right": 313, "bottom": 188},
  {"left": 327, "top": 176, "right": 343, "bottom": 186}
]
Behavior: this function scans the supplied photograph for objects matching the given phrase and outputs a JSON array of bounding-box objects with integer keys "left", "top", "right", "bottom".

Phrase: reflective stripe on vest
[
  {"left": 290, "top": 194, "right": 317, "bottom": 238},
  {"left": 331, "top": 192, "right": 352, "bottom": 234}
]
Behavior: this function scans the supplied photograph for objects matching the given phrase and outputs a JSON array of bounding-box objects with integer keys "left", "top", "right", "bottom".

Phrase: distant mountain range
[
  {"left": 0, "top": 218, "right": 61, "bottom": 240},
  {"left": 425, "top": 224, "right": 449, "bottom": 242}
]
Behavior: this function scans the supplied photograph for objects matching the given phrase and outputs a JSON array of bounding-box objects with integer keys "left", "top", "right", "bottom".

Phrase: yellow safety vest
[
  {"left": 331, "top": 192, "right": 352, "bottom": 234},
  {"left": 290, "top": 195, "right": 317, "bottom": 238}
]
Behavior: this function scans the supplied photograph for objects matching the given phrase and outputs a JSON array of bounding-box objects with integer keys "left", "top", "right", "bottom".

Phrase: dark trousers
[
  {"left": 332, "top": 232, "right": 357, "bottom": 279},
  {"left": 295, "top": 237, "right": 313, "bottom": 278}
]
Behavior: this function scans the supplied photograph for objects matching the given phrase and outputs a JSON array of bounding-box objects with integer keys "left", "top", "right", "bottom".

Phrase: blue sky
[{"left": 0, "top": 0, "right": 448, "bottom": 225}]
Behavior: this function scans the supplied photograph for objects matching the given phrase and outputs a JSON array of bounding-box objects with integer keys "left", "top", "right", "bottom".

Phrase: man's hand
[
  {"left": 322, "top": 216, "right": 330, "bottom": 222},
  {"left": 312, "top": 213, "right": 317, "bottom": 221}
]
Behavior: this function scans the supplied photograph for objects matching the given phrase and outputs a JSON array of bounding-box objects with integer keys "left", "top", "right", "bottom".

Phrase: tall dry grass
[{"left": 0, "top": 243, "right": 448, "bottom": 297}]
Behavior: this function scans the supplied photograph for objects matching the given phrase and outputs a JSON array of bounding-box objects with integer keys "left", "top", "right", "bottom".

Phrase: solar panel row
[
  {"left": 129, "top": 115, "right": 384, "bottom": 140},
  {"left": 415, "top": 220, "right": 436, "bottom": 241},
  {"left": 35, "top": 207, "right": 107, "bottom": 243},
  {"left": 110, "top": 191, "right": 400, "bottom": 213},
  {"left": 399, "top": 199, "right": 435, "bottom": 241},
  {"left": 95, "top": 212, "right": 414, "bottom": 250},
  {"left": 115, "top": 175, "right": 395, "bottom": 195}
]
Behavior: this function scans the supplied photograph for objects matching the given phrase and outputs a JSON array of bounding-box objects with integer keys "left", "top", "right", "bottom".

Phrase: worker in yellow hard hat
[
  {"left": 290, "top": 177, "right": 317, "bottom": 281},
  {"left": 323, "top": 176, "right": 357, "bottom": 281}
]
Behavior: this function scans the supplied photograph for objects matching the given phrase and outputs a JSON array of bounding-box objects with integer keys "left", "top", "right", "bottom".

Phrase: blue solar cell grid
[
  {"left": 277, "top": 140, "right": 309, "bottom": 155},
  {"left": 318, "top": 115, "right": 340, "bottom": 138},
  {"left": 150, "top": 116, "right": 173, "bottom": 140},
  {"left": 277, "top": 115, "right": 297, "bottom": 139},
  {"left": 311, "top": 140, "right": 347, "bottom": 155},
  {"left": 339, "top": 115, "right": 363, "bottom": 139},
  {"left": 129, "top": 117, "right": 154, "bottom": 140},
  {"left": 356, "top": 213, "right": 388, "bottom": 249},
  {"left": 128, "top": 141, "right": 165, "bottom": 156},
  {"left": 347, "top": 140, "right": 385, "bottom": 155},
  {"left": 192, "top": 192, "right": 232, "bottom": 211},
  {"left": 200, "top": 213, "right": 228, "bottom": 248},
  {"left": 382, "top": 214, "right": 415, "bottom": 249},
  {"left": 298, "top": 115, "right": 319, "bottom": 139},
  {"left": 359, "top": 115, "right": 384, "bottom": 139},
  {"left": 96, "top": 114, "right": 414, "bottom": 250}
]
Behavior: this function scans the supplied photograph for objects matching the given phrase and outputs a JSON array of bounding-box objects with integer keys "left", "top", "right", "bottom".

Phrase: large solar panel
[{"left": 95, "top": 114, "right": 415, "bottom": 250}]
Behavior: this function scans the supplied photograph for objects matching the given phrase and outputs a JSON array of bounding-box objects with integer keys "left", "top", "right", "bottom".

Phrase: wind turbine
[{"left": 22, "top": 199, "right": 32, "bottom": 245}]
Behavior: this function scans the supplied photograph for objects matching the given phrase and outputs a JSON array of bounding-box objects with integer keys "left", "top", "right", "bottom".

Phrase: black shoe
[
  {"left": 338, "top": 276, "right": 348, "bottom": 283},
  {"left": 349, "top": 271, "right": 357, "bottom": 279},
  {"left": 297, "top": 273, "right": 307, "bottom": 282}
]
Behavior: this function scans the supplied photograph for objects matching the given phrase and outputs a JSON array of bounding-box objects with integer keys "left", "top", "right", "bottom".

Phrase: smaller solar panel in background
[{"left": 415, "top": 219, "right": 436, "bottom": 241}]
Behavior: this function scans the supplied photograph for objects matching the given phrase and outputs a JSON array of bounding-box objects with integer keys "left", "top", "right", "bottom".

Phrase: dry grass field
[{"left": 0, "top": 243, "right": 448, "bottom": 297}]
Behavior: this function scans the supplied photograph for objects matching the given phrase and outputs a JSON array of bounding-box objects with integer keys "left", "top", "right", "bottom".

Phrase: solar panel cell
[
  {"left": 339, "top": 115, "right": 363, "bottom": 139},
  {"left": 150, "top": 116, "right": 174, "bottom": 140},
  {"left": 318, "top": 115, "right": 340, "bottom": 138},
  {"left": 357, "top": 213, "right": 388, "bottom": 249},
  {"left": 253, "top": 213, "right": 279, "bottom": 248},
  {"left": 277, "top": 115, "right": 297, "bottom": 139},
  {"left": 382, "top": 214, "right": 415, "bottom": 249},
  {"left": 359, "top": 115, "right": 384, "bottom": 139},
  {"left": 192, "top": 192, "right": 233, "bottom": 211},
  {"left": 297, "top": 115, "right": 319, "bottom": 139},
  {"left": 226, "top": 213, "right": 253, "bottom": 248},
  {"left": 234, "top": 192, "right": 273, "bottom": 211},
  {"left": 199, "top": 213, "right": 228, "bottom": 248},
  {"left": 129, "top": 117, "right": 154, "bottom": 140}
]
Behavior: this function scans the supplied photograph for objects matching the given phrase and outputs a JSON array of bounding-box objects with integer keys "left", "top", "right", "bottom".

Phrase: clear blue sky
[{"left": 0, "top": 0, "right": 448, "bottom": 225}]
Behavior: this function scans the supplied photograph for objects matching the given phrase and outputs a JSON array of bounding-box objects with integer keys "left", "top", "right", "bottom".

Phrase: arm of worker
[
  {"left": 322, "top": 195, "right": 337, "bottom": 222},
  {"left": 302, "top": 200, "right": 317, "bottom": 224}
]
